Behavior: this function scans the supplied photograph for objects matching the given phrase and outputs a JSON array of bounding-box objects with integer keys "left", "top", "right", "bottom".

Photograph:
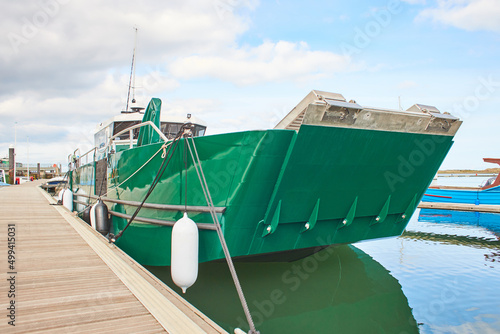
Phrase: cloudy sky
[{"left": 1, "top": 0, "right": 499, "bottom": 170}]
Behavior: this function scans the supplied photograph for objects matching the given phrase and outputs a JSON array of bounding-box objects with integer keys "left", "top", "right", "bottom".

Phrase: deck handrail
[
  {"left": 69, "top": 121, "right": 169, "bottom": 170},
  {"left": 79, "top": 147, "right": 97, "bottom": 164},
  {"left": 100, "top": 121, "right": 169, "bottom": 154},
  {"left": 68, "top": 147, "right": 97, "bottom": 170}
]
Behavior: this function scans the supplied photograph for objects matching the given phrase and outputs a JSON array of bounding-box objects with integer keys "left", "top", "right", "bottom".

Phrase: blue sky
[{"left": 1, "top": 0, "right": 499, "bottom": 170}]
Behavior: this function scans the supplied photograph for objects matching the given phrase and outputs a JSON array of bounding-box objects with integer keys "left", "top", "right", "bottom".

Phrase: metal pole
[
  {"left": 187, "top": 137, "right": 259, "bottom": 334},
  {"left": 132, "top": 27, "right": 138, "bottom": 103},
  {"left": 14, "top": 122, "right": 17, "bottom": 183},
  {"left": 125, "top": 27, "right": 138, "bottom": 112},
  {"left": 8, "top": 146, "right": 14, "bottom": 185},
  {"left": 27, "top": 136, "right": 29, "bottom": 181}
]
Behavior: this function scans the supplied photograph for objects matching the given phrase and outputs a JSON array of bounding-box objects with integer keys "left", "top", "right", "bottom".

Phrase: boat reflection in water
[
  {"left": 415, "top": 209, "right": 500, "bottom": 266},
  {"left": 146, "top": 245, "right": 418, "bottom": 333},
  {"left": 418, "top": 209, "right": 500, "bottom": 236}
]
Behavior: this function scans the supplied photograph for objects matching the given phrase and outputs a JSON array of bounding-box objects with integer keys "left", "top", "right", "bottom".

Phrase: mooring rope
[
  {"left": 73, "top": 143, "right": 170, "bottom": 216},
  {"left": 186, "top": 136, "right": 260, "bottom": 334},
  {"left": 110, "top": 127, "right": 186, "bottom": 242},
  {"left": 100, "top": 144, "right": 168, "bottom": 199}
]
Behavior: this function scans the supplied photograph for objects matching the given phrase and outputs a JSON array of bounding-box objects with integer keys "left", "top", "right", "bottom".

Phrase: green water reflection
[{"left": 147, "top": 245, "right": 418, "bottom": 334}]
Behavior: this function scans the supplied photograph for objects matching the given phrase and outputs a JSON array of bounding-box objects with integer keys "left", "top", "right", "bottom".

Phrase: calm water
[{"left": 147, "top": 177, "right": 500, "bottom": 333}]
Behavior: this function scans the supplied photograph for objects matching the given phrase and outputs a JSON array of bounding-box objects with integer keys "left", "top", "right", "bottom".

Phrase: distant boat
[
  {"left": 422, "top": 158, "right": 500, "bottom": 205},
  {"left": 41, "top": 176, "right": 67, "bottom": 195}
]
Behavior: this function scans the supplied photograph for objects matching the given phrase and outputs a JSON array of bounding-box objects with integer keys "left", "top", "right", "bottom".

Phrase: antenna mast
[{"left": 125, "top": 27, "right": 138, "bottom": 112}]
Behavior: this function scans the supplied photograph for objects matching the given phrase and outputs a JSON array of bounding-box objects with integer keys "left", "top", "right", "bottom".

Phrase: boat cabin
[{"left": 94, "top": 112, "right": 207, "bottom": 151}]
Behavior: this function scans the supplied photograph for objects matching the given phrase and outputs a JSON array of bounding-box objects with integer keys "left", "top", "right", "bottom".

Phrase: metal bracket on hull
[
  {"left": 396, "top": 194, "right": 417, "bottom": 224},
  {"left": 338, "top": 197, "right": 358, "bottom": 230},
  {"left": 371, "top": 195, "right": 391, "bottom": 226},
  {"left": 262, "top": 200, "right": 281, "bottom": 237},
  {"left": 301, "top": 198, "right": 320, "bottom": 233},
  {"left": 259, "top": 133, "right": 298, "bottom": 237}
]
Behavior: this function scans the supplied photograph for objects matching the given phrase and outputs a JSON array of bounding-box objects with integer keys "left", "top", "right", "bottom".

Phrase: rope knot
[{"left": 161, "top": 144, "right": 168, "bottom": 158}]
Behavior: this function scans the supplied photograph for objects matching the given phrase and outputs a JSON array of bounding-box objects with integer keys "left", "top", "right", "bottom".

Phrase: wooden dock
[
  {"left": 418, "top": 201, "right": 500, "bottom": 213},
  {"left": 0, "top": 181, "right": 228, "bottom": 333}
]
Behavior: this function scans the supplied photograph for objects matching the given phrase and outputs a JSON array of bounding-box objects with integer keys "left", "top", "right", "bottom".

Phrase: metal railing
[
  {"left": 74, "top": 193, "right": 226, "bottom": 213},
  {"left": 101, "top": 121, "right": 169, "bottom": 153},
  {"left": 68, "top": 147, "right": 97, "bottom": 170},
  {"left": 69, "top": 121, "right": 169, "bottom": 170},
  {"left": 73, "top": 193, "right": 221, "bottom": 231}
]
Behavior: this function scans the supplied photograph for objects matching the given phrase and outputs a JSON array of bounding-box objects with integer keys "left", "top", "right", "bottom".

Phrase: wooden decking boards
[
  {"left": 0, "top": 181, "right": 227, "bottom": 334},
  {"left": 418, "top": 201, "right": 500, "bottom": 213}
]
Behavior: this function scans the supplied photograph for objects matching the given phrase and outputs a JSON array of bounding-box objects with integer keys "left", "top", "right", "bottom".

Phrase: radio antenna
[{"left": 125, "top": 27, "right": 138, "bottom": 112}]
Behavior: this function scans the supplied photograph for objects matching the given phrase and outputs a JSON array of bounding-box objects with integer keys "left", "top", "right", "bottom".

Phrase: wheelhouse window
[
  {"left": 97, "top": 121, "right": 207, "bottom": 148},
  {"left": 113, "top": 121, "right": 141, "bottom": 140},
  {"left": 159, "top": 122, "right": 207, "bottom": 139},
  {"left": 161, "top": 123, "right": 182, "bottom": 139},
  {"left": 194, "top": 125, "right": 206, "bottom": 137},
  {"left": 94, "top": 126, "right": 111, "bottom": 149}
]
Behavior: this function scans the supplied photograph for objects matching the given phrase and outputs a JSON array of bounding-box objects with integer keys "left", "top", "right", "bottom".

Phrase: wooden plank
[
  {"left": 0, "top": 182, "right": 228, "bottom": 334},
  {"left": 30, "top": 314, "right": 165, "bottom": 334},
  {"left": 418, "top": 201, "right": 500, "bottom": 213},
  {"left": 0, "top": 183, "right": 164, "bottom": 333},
  {"left": 46, "top": 196, "right": 209, "bottom": 334},
  {"left": 38, "top": 187, "right": 227, "bottom": 333}
]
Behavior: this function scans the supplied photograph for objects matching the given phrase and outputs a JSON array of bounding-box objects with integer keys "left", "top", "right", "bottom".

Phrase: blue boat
[{"left": 422, "top": 158, "right": 500, "bottom": 205}]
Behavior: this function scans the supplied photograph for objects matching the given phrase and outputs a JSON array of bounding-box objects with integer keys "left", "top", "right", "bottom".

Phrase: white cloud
[
  {"left": 169, "top": 40, "right": 350, "bottom": 85},
  {"left": 0, "top": 0, "right": 260, "bottom": 164},
  {"left": 0, "top": 0, "right": 254, "bottom": 97},
  {"left": 417, "top": 0, "right": 500, "bottom": 33},
  {"left": 0, "top": 70, "right": 179, "bottom": 164}
]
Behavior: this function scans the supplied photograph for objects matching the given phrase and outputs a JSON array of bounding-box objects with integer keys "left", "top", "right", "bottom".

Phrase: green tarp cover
[{"left": 137, "top": 98, "right": 162, "bottom": 146}]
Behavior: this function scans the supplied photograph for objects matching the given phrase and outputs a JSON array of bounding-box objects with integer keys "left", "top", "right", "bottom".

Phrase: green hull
[{"left": 72, "top": 124, "right": 453, "bottom": 266}]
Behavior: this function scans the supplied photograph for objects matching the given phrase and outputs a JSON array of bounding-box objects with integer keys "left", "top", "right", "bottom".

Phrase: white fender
[
  {"left": 90, "top": 202, "right": 97, "bottom": 229},
  {"left": 57, "top": 188, "right": 65, "bottom": 202},
  {"left": 62, "top": 189, "right": 73, "bottom": 211},
  {"left": 171, "top": 212, "right": 199, "bottom": 293}
]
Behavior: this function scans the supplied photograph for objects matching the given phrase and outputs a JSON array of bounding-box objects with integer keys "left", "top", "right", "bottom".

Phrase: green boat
[{"left": 69, "top": 90, "right": 461, "bottom": 266}]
